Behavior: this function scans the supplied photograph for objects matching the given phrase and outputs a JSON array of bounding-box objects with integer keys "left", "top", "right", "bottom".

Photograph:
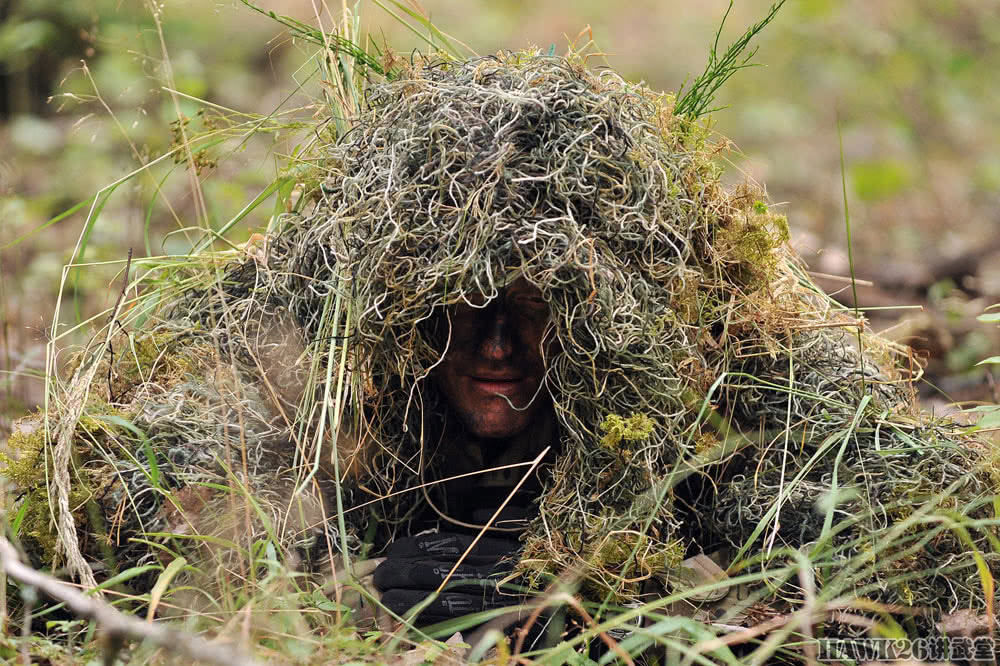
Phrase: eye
[{"left": 512, "top": 294, "right": 549, "bottom": 314}]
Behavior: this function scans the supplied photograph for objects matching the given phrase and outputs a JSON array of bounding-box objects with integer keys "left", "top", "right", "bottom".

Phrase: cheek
[
  {"left": 434, "top": 350, "right": 476, "bottom": 402},
  {"left": 446, "top": 311, "right": 481, "bottom": 344},
  {"left": 521, "top": 321, "right": 551, "bottom": 360},
  {"left": 435, "top": 356, "right": 461, "bottom": 389}
]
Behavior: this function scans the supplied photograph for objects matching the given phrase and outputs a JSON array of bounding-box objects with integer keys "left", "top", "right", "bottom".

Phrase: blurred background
[{"left": 2, "top": 0, "right": 998, "bottom": 436}]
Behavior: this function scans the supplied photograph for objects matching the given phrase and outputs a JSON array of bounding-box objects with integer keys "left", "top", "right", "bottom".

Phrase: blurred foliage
[
  {"left": 714, "top": 0, "right": 1000, "bottom": 259},
  {"left": 0, "top": 0, "right": 314, "bottom": 430},
  {"left": 0, "top": 1, "right": 89, "bottom": 117},
  {"left": 850, "top": 159, "right": 913, "bottom": 202}
]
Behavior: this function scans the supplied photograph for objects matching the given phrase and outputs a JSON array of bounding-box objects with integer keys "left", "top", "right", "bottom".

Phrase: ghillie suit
[{"left": 5, "top": 53, "right": 997, "bottom": 653}]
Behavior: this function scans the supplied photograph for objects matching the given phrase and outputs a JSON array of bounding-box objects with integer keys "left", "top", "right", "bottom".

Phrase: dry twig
[{"left": 0, "top": 537, "right": 262, "bottom": 666}]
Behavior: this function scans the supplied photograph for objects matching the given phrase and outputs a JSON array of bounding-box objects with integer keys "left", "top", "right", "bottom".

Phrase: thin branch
[
  {"left": 107, "top": 248, "right": 133, "bottom": 402},
  {"left": 0, "top": 537, "right": 262, "bottom": 666},
  {"left": 560, "top": 593, "right": 635, "bottom": 666}
]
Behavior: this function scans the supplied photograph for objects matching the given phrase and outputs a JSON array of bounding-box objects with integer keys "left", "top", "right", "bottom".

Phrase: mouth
[{"left": 468, "top": 376, "right": 524, "bottom": 394}]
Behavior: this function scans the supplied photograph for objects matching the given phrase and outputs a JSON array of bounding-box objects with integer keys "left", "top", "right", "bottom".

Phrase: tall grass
[{"left": 10, "top": 2, "right": 999, "bottom": 666}]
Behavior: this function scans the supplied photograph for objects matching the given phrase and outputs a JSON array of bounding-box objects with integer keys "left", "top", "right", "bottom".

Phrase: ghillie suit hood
[{"left": 6, "top": 53, "right": 997, "bottom": 639}]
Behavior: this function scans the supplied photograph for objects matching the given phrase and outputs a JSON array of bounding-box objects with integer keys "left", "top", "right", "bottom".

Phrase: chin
[
  {"left": 468, "top": 412, "right": 530, "bottom": 440},
  {"left": 470, "top": 424, "right": 522, "bottom": 440}
]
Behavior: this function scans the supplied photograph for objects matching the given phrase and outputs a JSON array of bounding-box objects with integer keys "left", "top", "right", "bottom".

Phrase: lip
[{"left": 468, "top": 376, "right": 524, "bottom": 394}]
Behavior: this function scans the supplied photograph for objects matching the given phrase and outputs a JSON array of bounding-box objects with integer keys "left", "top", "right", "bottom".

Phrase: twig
[
  {"left": 107, "top": 248, "right": 133, "bottom": 402},
  {"left": 561, "top": 593, "right": 635, "bottom": 666},
  {"left": 805, "top": 271, "right": 874, "bottom": 287},
  {"left": 512, "top": 577, "right": 563, "bottom": 659},
  {"left": 19, "top": 582, "right": 35, "bottom": 666},
  {"left": 694, "top": 598, "right": 899, "bottom": 654},
  {"left": 434, "top": 447, "right": 551, "bottom": 594},
  {"left": 509, "top": 587, "right": 634, "bottom": 666},
  {"left": 694, "top": 610, "right": 799, "bottom": 652},
  {"left": 0, "top": 537, "right": 262, "bottom": 666},
  {"left": 796, "top": 319, "right": 865, "bottom": 331}
]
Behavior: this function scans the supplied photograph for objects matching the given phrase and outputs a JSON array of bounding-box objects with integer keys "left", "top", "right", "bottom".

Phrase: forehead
[
  {"left": 505, "top": 277, "right": 542, "bottom": 297},
  {"left": 451, "top": 276, "right": 542, "bottom": 307}
]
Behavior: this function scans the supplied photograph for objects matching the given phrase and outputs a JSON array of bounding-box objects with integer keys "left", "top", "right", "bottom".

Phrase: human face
[{"left": 434, "top": 279, "right": 552, "bottom": 440}]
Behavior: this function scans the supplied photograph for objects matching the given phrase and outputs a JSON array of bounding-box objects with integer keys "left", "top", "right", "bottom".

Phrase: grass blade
[
  {"left": 372, "top": 0, "right": 469, "bottom": 59},
  {"left": 192, "top": 177, "right": 287, "bottom": 253},
  {"left": 0, "top": 195, "right": 97, "bottom": 251},
  {"left": 146, "top": 556, "right": 187, "bottom": 622},
  {"left": 838, "top": 116, "right": 867, "bottom": 395},
  {"left": 675, "top": 0, "right": 787, "bottom": 118}
]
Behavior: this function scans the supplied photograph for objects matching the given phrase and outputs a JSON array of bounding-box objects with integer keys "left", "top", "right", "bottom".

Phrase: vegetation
[{"left": 1, "top": 1, "right": 999, "bottom": 665}]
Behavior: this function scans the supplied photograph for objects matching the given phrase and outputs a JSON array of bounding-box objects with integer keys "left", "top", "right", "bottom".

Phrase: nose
[{"left": 479, "top": 307, "right": 514, "bottom": 361}]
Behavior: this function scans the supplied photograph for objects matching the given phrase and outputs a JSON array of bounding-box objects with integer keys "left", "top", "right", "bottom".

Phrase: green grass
[{"left": 3, "top": 2, "right": 1000, "bottom": 665}]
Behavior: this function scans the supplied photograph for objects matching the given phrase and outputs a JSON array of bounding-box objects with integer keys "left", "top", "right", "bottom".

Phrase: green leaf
[
  {"left": 240, "top": 0, "right": 386, "bottom": 73},
  {"left": 273, "top": 175, "right": 297, "bottom": 217},
  {"left": 976, "top": 356, "right": 1000, "bottom": 365},
  {"left": 675, "top": 0, "right": 787, "bottom": 119},
  {"left": 142, "top": 438, "right": 161, "bottom": 489},
  {"left": 977, "top": 410, "right": 1000, "bottom": 430},
  {"left": 373, "top": 0, "right": 464, "bottom": 59},
  {"left": 0, "top": 19, "right": 58, "bottom": 61},
  {"left": 147, "top": 556, "right": 188, "bottom": 620},
  {"left": 964, "top": 406, "right": 1000, "bottom": 431},
  {"left": 11, "top": 494, "right": 31, "bottom": 536},
  {"left": 144, "top": 168, "right": 175, "bottom": 257},
  {"left": 602, "top": 616, "right": 738, "bottom": 666},
  {"left": 144, "top": 532, "right": 247, "bottom": 556},
  {"left": 131, "top": 290, "right": 161, "bottom": 329},
  {"left": 977, "top": 313, "right": 1000, "bottom": 323},
  {"left": 93, "top": 564, "right": 162, "bottom": 592},
  {"left": 71, "top": 183, "right": 121, "bottom": 321},
  {"left": 31, "top": 565, "right": 161, "bottom": 619},
  {"left": 850, "top": 159, "right": 913, "bottom": 201}
]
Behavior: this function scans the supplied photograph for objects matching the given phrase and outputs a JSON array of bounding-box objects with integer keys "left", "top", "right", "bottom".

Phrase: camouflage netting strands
[
  {"left": 265, "top": 53, "right": 996, "bottom": 610},
  {"left": 2, "top": 327, "right": 333, "bottom": 590},
  {"left": 5, "top": 52, "right": 997, "bottom": 624},
  {"left": 130, "top": 53, "right": 735, "bottom": 583},
  {"left": 279, "top": 55, "right": 757, "bottom": 573}
]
